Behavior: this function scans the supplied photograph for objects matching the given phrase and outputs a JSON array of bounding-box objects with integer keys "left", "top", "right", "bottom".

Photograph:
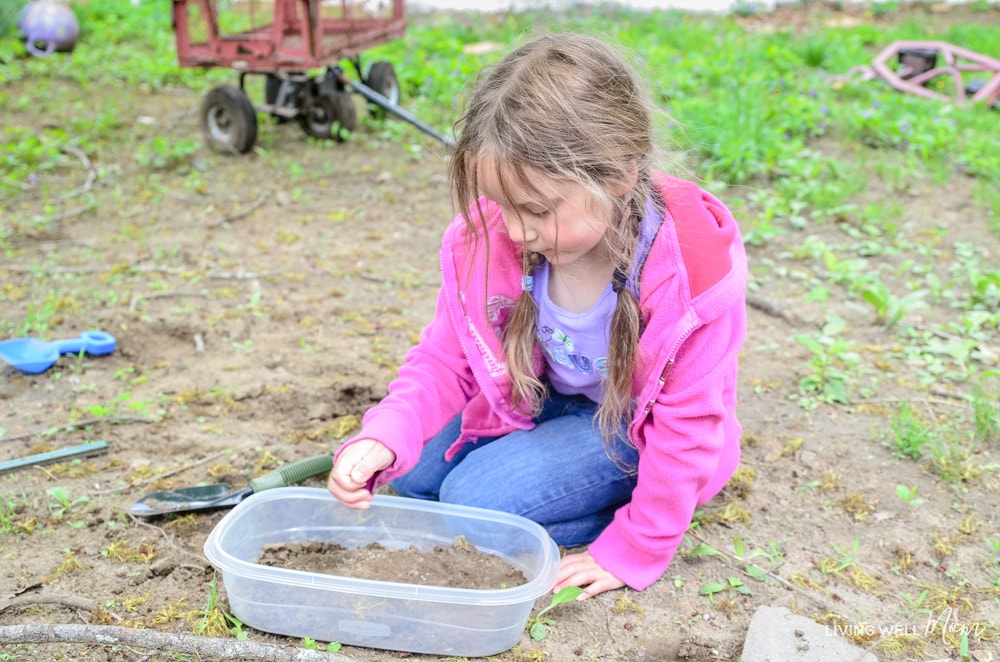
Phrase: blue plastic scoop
[{"left": 0, "top": 331, "right": 117, "bottom": 374}]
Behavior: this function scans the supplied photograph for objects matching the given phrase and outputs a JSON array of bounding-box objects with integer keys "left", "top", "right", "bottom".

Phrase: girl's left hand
[{"left": 554, "top": 550, "right": 625, "bottom": 599}]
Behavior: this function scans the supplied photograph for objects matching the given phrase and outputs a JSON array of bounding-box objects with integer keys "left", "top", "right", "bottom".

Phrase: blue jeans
[{"left": 390, "top": 392, "right": 639, "bottom": 548}]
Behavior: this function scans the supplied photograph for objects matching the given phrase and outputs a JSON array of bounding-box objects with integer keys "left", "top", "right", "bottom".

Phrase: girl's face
[{"left": 476, "top": 155, "right": 613, "bottom": 269}]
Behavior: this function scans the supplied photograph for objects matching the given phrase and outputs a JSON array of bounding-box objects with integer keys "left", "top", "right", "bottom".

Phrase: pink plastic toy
[{"left": 850, "top": 40, "right": 1000, "bottom": 108}]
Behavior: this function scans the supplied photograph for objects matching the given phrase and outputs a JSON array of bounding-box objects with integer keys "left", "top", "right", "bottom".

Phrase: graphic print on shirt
[{"left": 538, "top": 325, "right": 607, "bottom": 376}]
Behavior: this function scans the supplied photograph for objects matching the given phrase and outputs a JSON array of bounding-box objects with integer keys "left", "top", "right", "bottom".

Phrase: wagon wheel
[
  {"left": 200, "top": 84, "right": 258, "bottom": 154},
  {"left": 299, "top": 89, "right": 357, "bottom": 141},
  {"left": 365, "top": 61, "right": 400, "bottom": 118}
]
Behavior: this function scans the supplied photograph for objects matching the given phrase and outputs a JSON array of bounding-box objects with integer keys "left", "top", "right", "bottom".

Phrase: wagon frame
[{"left": 171, "top": 0, "right": 452, "bottom": 152}]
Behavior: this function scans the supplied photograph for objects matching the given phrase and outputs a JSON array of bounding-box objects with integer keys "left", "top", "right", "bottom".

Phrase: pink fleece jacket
[{"left": 337, "top": 173, "right": 748, "bottom": 590}]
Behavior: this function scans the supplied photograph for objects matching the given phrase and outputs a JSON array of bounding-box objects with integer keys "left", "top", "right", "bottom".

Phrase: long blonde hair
[{"left": 450, "top": 33, "right": 658, "bottom": 445}]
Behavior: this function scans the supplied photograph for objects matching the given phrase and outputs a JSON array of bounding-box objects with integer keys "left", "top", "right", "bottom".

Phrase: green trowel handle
[{"left": 248, "top": 454, "right": 333, "bottom": 493}]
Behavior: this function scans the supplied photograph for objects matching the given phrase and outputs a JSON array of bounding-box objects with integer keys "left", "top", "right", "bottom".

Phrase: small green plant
[
  {"left": 45, "top": 486, "right": 90, "bottom": 518},
  {"left": 527, "top": 586, "right": 585, "bottom": 641},
  {"left": 890, "top": 403, "right": 932, "bottom": 460},
  {"left": 895, "top": 484, "right": 924, "bottom": 507},
  {"left": 699, "top": 575, "right": 752, "bottom": 598},
  {"left": 971, "top": 381, "right": 1000, "bottom": 444},
  {"left": 684, "top": 536, "right": 775, "bottom": 586},
  {"left": 198, "top": 574, "right": 247, "bottom": 639},
  {"left": 301, "top": 637, "right": 341, "bottom": 652},
  {"left": 0, "top": 493, "right": 23, "bottom": 535},
  {"left": 16, "top": 300, "right": 60, "bottom": 337},
  {"left": 794, "top": 316, "right": 858, "bottom": 405},
  {"left": 985, "top": 537, "right": 1000, "bottom": 564},
  {"left": 135, "top": 136, "right": 200, "bottom": 172},
  {"left": 899, "top": 589, "right": 930, "bottom": 618},
  {"left": 859, "top": 281, "right": 928, "bottom": 328},
  {"left": 820, "top": 539, "right": 861, "bottom": 576},
  {"left": 85, "top": 391, "right": 158, "bottom": 420}
]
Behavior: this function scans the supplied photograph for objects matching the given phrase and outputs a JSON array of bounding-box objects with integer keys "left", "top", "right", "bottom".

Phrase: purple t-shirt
[{"left": 533, "top": 200, "right": 663, "bottom": 403}]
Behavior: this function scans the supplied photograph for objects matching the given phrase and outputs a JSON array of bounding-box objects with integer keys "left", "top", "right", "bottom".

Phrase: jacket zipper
[{"left": 641, "top": 321, "right": 698, "bottom": 415}]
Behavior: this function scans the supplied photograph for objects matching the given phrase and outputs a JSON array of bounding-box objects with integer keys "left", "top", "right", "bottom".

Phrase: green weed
[
  {"left": 84, "top": 391, "right": 160, "bottom": 420},
  {"left": 197, "top": 573, "right": 246, "bottom": 639},
  {"left": 45, "top": 486, "right": 90, "bottom": 519},
  {"left": 895, "top": 485, "right": 924, "bottom": 507},
  {"left": 0, "top": 492, "right": 26, "bottom": 535},
  {"left": 794, "top": 316, "right": 859, "bottom": 406},
  {"left": 301, "top": 637, "right": 341, "bottom": 653},
  {"left": 971, "top": 380, "right": 1000, "bottom": 443},
  {"left": 859, "top": 281, "right": 928, "bottom": 328},
  {"left": 699, "top": 575, "right": 753, "bottom": 598},
  {"left": 135, "top": 137, "right": 200, "bottom": 173},
  {"left": 890, "top": 403, "right": 933, "bottom": 459},
  {"left": 824, "top": 539, "right": 861, "bottom": 574},
  {"left": 527, "top": 586, "right": 585, "bottom": 641}
]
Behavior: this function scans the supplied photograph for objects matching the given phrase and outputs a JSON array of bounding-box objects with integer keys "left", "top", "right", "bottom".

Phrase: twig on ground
[
  {"left": 92, "top": 449, "right": 229, "bottom": 496},
  {"left": 0, "top": 624, "right": 359, "bottom": 661},
  {"left": 0, "top": 416, "right": 155, "bottom": 443},
  {"left": 0, "top": 588, "right": 123, "bottom": 624},
  {"left": 356, "top": 273, "right": 431, "bottom": 288},
  {"left": 5, "top": 263, "right": 292, "bottom": 281},
  {"left": 208, "top": 270, "right": 282, "bottom": 280},
  {"left": 41, "top": 203, "right": 94, "bottom": 225},
  {"left": 746, "top": 293, "right": 803, "bottom": 324},
  {"left": 129, "top": 290, "right": 208, "bottom": 312},
  {"left": 603, "top": 597, "right": 623, "bottom": 653},
  {"left": 59, "top": 145, "right": 98, "bottom": 197},
  {"left": 863, "top": 396, "right": 966, "bottom": 408},
  {"left": 688, "top": 530, "right": 839, "bottom": 614},
  {"left": 33, "top": 465, "right": 59, "bottom": 481},
  {"left": 0, "top": 593, "right": 96, "bottom": 616},
  {"left": 928, "top": 387, "right": 971, "bottom": 402},
  {"left": 128, "top": 516, "right": 207, "bottom": 563},
  {"left": 208, "top": 194, "right": 270, "bottom": 228}
]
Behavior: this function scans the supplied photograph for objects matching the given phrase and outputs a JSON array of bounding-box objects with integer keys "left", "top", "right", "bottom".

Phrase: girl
[{"left": 328, "top": 32, "right": 747, "bottom": 599}]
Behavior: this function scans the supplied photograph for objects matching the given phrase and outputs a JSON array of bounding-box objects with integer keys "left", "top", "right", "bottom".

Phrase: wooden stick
[
  {"left": 208, "top": 193, "right": 269, "bottom": 228},
  {"left": 59, "top": 145, "right": 97, "bottom": 197},
  {"left": 92, "top": 449, "right": 229, "bottom": 496},
  {"left": 0, "top": 593, "right": 97, "bottom": 616},
  {"left": 0, "top": 624, "right": 359, "bottom": 661}
]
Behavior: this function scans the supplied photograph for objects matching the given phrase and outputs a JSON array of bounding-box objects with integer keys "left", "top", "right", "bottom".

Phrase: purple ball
[{"left": 19, "top": 1, "right": 79, "bottom": 56}]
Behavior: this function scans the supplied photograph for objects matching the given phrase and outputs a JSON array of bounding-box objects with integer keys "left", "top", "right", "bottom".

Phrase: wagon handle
[{"left": 331, "top": 68, "right": 456, "bottom": 150}]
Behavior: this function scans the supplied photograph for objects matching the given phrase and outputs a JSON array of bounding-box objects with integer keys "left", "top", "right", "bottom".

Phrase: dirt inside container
[{"left": 257, "top": 536, "right": 529, "bottom": 589}]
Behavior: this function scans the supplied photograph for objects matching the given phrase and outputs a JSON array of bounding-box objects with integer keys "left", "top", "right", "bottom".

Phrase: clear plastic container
[{"left": 204, "top": 487, "right": 560, "bottom": 656}]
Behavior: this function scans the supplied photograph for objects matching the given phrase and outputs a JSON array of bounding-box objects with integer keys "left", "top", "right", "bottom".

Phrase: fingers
[
  {"left": 327, "top": 440, "right": 395, "bottom": 509},
  {"left": 327, "top": 469, "right": 373, "bottom": 509},
  {"left": 554, "top": 551, "right": 625, "bottom": 600}
]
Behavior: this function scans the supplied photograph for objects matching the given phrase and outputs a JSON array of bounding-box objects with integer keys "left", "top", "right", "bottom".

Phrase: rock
[
  {"left": 151, "top": 558, "right": 178, "bottom": 577},
  {"left": 741, "top": 605, "right": 878, "bottom": 662}
]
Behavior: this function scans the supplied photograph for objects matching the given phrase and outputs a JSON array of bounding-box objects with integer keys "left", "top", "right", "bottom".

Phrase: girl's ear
[{"left": 610, "top": 161, "right": 639, "bottom": 196}]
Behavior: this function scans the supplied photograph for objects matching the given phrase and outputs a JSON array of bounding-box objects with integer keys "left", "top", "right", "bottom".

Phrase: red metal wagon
[{"left": 171, "top": 0, "right": 453, "bottom": 152}]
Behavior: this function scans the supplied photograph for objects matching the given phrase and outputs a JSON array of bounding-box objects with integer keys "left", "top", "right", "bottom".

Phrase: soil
[
  {"left": 2, "top": 5, "right": 1000, "bottom": 662},
  {"left": 256, "top": 539, "right": 528, "bottom": 589}
]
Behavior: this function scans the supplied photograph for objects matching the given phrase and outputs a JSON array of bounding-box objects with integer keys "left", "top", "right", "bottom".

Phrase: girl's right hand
[{"left": 328, "top": 439, "right": 396, "bottom": 509}]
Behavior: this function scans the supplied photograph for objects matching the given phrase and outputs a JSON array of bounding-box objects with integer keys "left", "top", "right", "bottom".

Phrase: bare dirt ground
[{"left": 2, "top": 8, "right": 1000, "bottom": 662}]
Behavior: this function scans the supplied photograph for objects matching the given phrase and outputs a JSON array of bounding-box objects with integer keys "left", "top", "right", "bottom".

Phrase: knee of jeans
[
  {"left": 390, "top": 472, "right": 437, "bottom": 501},
  {"left": 438, "top": 474, "right": 517, "bottom": 514}
]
